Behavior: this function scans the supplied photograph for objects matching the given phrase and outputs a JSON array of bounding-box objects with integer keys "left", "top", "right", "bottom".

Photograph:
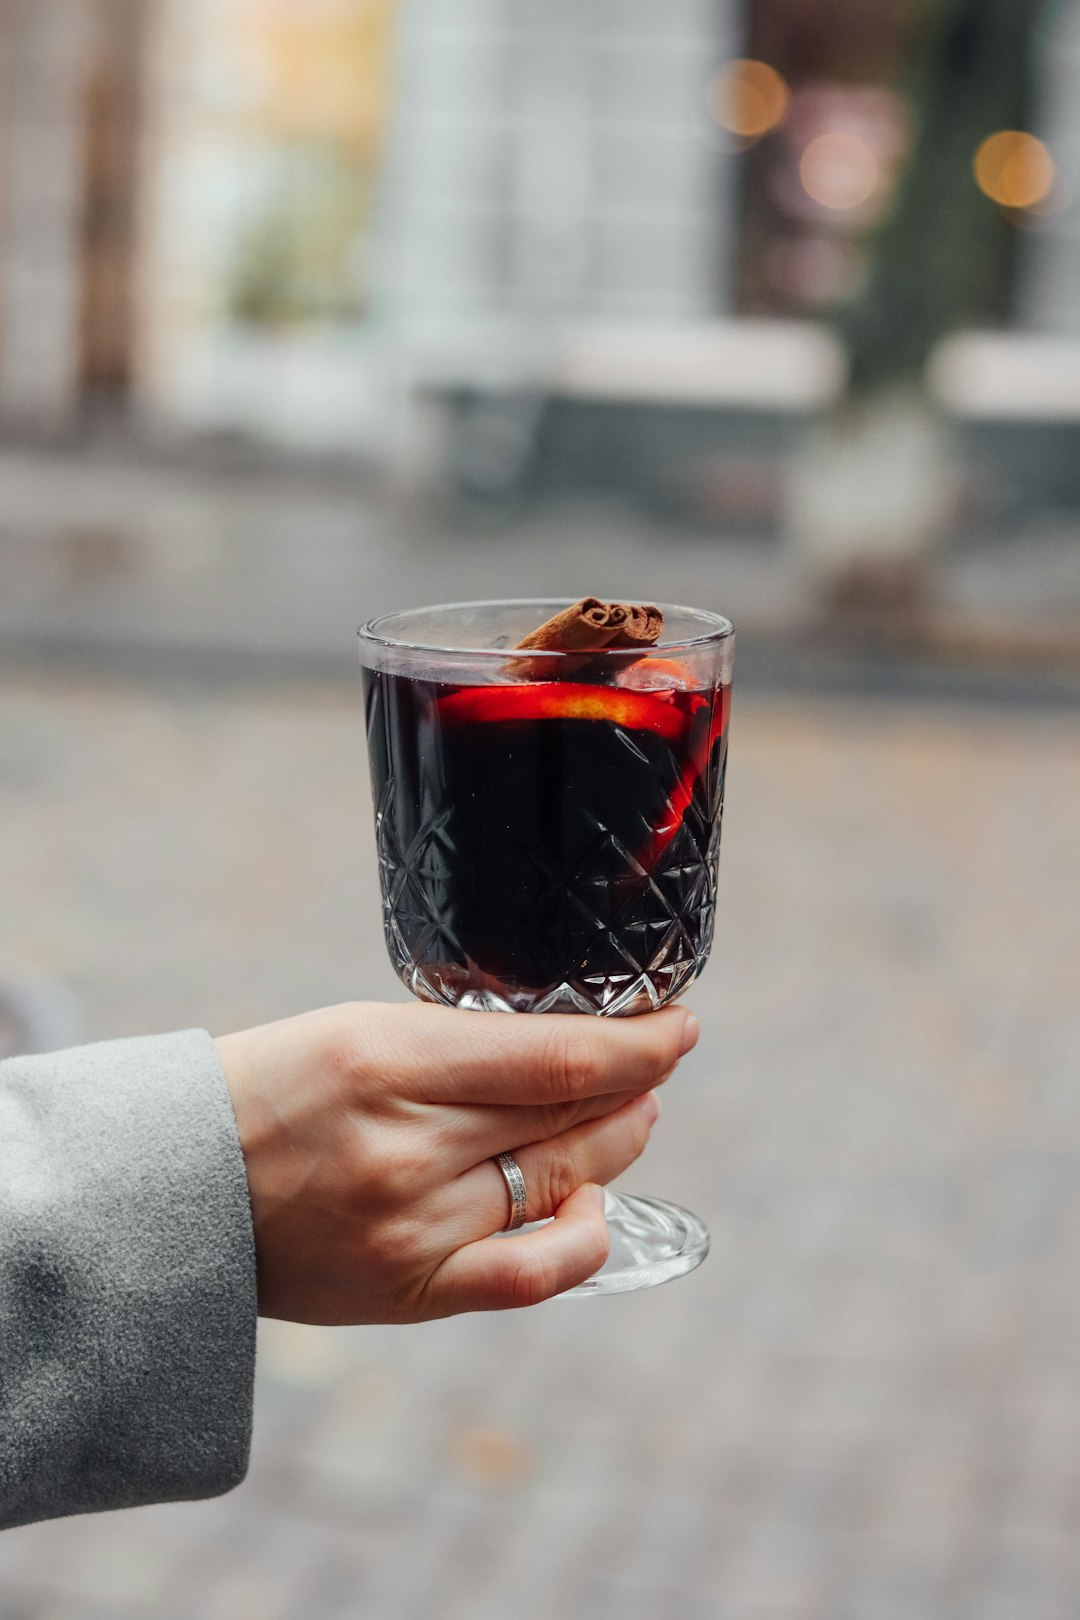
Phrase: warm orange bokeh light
[
  {"left": 708, "top": 59, "right": 790, "bottom": 138},
  {"left": 799, "top": 133, "right": 879, "bottom": 211},
  {"left": 974, "top": 131, "right": 1055, "bottom": 209}
]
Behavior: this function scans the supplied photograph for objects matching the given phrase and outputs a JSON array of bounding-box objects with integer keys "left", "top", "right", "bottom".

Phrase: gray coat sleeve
[{"left": 0, "top": 1030, "right": 257, "bottom": 1530}]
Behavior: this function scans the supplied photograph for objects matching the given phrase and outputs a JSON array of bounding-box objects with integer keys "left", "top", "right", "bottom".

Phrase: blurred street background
[{"left": 2, "top": 1, "right": 1080, "bottom": 1617}]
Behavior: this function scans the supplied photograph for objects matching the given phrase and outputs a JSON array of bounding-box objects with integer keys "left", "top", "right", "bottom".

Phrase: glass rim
[{"left": 358, "top": 598, "right": 735, "bottom": 659}]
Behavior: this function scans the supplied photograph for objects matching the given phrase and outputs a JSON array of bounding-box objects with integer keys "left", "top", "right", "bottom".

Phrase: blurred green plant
[
  {"left": 785, "top": 0, "right": 1062, "bottom": 620},
  {"left": 836, "top": 0, "right": 1052, "bottom": 397},
  {"left": 228, "top": 141, "right": 372, "bottom": 329}
]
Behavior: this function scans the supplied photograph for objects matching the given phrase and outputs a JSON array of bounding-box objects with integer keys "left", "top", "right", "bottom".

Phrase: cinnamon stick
[
  {"left": 509, "top": 597, "right": 663, "bottom": 679},
  {"left": 514, "top": 597, "right": 629, "bottom": 655},
  {"left": 611, "top": 603, "right": 664, "bottom": 649}
]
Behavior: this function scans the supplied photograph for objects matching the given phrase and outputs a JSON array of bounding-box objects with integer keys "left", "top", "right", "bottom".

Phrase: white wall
[
  {"left": 1020, "top": 0, "right": 1080, "bottom": 334},
  {"left": 379, "top": 0, "right": 742, "bottom": 344}
]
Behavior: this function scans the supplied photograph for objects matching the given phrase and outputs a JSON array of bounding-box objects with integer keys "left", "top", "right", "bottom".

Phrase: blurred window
[{"left": 735, "top": 0, "right": 918, "bottom": 315}]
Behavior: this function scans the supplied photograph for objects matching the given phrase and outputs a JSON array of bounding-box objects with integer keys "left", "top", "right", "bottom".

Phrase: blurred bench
[
  {"left": 402, "top": 318, "right": 847, "bottom": 508},
  {"left": 405, "top": 316, "right": 847, "bottom": 409},
  {"left": 929, "top": 331, "right": 1080, "bottom": 518},
  {"left": 931, "top": 331, "right": 1080, "bottom": 421}
]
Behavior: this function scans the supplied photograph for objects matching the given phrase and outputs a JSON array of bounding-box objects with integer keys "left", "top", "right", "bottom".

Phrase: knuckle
[
  {"left": 381, "top": 1143, "right": 429, "bottom": 1203},
  {"left": 325, "top": 1003, "right": 408, "bottom": 1106},
  {"left": 585, "top": 1218, "right": 611, "bottom": 1275},
  {"left": 352, "top": 1130, "right": 429, "bottom": 1208},
  {"left": 341, "top": 1142, "right": 377, "bottom": 1209},
  {"left": 381, "top": 1215, "right": 429, "bottom": 1272},
  {"left": 537, "top": 1099, "right": 573, "bottom": 1139},
  {"left": 323, "top": 1003, "right": 377, "bottom": 1088},
  {"left": 628, "top": 1104, "right": 652, "bottom": 1159},
  {"left": 543, "top": 1026, "right": 601, "bottom": 1104},
  {"left": 502, "top": 1247, "right": 559, "bottom": 1310},
  {"left": 539, "top": 1149, "right": 581, "bottom": 1216},
  {"left": 641, "top": 1026, "right": 675, "bottom": 1082},
  {"left": 337, "top": 1123, "right": 382, "bottom": 1208}
]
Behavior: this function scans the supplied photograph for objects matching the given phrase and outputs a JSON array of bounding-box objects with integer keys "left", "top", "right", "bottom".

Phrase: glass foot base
[{"left": 550, "top": 1190, "right": 709, "bottom": 1297}]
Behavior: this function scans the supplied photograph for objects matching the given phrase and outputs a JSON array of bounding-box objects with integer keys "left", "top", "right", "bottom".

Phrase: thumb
[{"left": 421, "top": 1183, "right": 610, "bottom": 1316}]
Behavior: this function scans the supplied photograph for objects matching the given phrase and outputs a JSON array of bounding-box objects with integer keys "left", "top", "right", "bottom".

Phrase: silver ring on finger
[{"left": 495, "top": 1151, "right": 528, "bottom": 1231}]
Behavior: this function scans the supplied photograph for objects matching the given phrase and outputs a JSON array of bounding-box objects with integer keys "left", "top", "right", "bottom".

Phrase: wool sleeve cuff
[{"left": 0, "top": 1029, "right": 257, "bottom": 1529}]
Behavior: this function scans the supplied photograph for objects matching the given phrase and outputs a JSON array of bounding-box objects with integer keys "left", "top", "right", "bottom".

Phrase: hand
[{"left": 215, "top": 1000, "right": 698, "bottom": 1325}]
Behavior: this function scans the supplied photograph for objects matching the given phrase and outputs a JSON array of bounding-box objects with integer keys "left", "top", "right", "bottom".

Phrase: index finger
[{"left": 364, "top": 1002, "right": 698, "bottom": 1106}]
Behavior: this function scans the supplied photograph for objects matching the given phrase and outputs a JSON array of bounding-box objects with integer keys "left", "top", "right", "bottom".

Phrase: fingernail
[
  {"left": 589, "top": 1184, "right": 606, "bottom": 1210},
  {"left": 679, "top": 1013, "right": 700, "bottom": 1056},
  {"left": 638, "top": 1089, "right": 661, "bottom": 1125}
]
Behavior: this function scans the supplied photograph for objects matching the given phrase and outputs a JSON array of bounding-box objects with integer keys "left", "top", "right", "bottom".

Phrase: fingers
[
  {"left": 352, "top": 1001, "right": 697, "bottom": 1107},
  {"left": 434, "top": 1079, "right": 675, "bottom": 1174},
  {"left": 421, "top": 1183, "right": 612, "bottom": 1315},
  {"left": 439, "top": 1089, "right": 660, "bottom": 1247}
]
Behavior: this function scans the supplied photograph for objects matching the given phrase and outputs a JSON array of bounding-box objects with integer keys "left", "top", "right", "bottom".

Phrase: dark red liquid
[{"left": 363, "top": 670, "right": 730, "bottom": 1013}]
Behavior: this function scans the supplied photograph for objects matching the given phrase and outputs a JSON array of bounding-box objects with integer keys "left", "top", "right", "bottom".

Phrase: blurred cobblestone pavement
[{"left": 1, "top": 661, "right": 1079, "bottom": 1619}]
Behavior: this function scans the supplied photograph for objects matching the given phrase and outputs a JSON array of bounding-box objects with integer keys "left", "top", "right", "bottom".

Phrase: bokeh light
[
  {"left": 708, "top": 59, "right": 790, "bottom": 139},
  {"left": 974, "top": 130, "right": 1055, "bottom": 209},
  {"left": 799, "top": 132, "right": 880, "bottom": 211}
]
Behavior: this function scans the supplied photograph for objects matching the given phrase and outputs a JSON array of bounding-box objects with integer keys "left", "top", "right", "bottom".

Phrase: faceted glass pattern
[{"left": 375, "top": 750, "right": 726, "bottom": 1017}]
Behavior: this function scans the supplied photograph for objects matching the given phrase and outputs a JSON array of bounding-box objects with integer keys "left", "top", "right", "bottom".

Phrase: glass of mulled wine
[{"left": 359, "top": 600, "right": 734, "bottom": 1295}]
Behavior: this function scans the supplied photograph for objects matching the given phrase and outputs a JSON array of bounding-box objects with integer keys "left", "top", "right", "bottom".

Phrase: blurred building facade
[
  {"left": 0, "top": 0, "right": 146, "bottom": 424},
  {"left": 381, "top": 0, "right": 737, "bottom": 336},
  {"left": 1024, "top": 0, "right": 1080, "bottom": 335},
  {"left": 0, "top": 0, "right": 1078, "bottom": 460},
  {"left": 135, "top": 0, "right": 395, "bottom": 449}
]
